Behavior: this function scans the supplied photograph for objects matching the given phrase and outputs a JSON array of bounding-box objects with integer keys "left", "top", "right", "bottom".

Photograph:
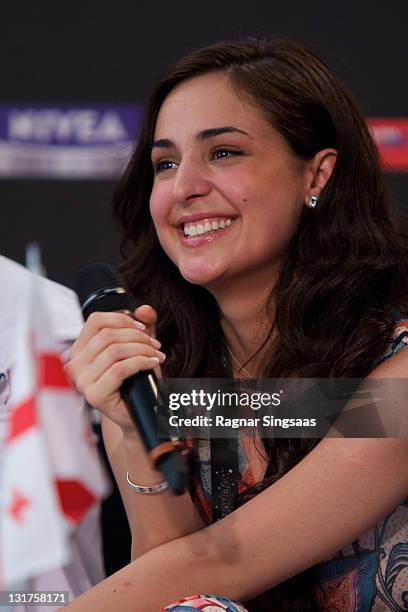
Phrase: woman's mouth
[
  {"left": 177, "top": 217, "right": 237, "bottom": 247},
  {"left": 183, "top": 217, "right": 234, "bottom": 237}
]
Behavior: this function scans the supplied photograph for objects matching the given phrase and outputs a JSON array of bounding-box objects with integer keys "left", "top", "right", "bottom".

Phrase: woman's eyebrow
[
  {"left": 151, "top": 138, "right": 174, "bottom": 150},
  {"left": 195, "top": 126, "right": 251, "bottom": 141},
  {"left": 151, "top": 126, "right": 252, "bottom": 150}
]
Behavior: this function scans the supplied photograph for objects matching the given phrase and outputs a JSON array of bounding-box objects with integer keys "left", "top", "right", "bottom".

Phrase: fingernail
[
  {"left": 156, "top": 351, "right": 166, "bottom": 363},
  {"left": 149, "top": 356, "right": 160, "bottom": 364},
  {"left": 150, "top": 338, "right": 161, "bottom": 349},
  {"left": 134, "top": 320, "right": 146, "bottom": 330}
]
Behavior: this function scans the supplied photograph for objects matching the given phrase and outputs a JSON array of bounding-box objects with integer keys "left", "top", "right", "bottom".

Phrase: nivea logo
[{"left": 7, "top": 109, "right": 130, "bottom": 145}]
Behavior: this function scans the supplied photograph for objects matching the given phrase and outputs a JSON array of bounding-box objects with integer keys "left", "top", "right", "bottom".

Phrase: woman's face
[{"left": 149, "top": 72, "right": 310, "bottom": 293}]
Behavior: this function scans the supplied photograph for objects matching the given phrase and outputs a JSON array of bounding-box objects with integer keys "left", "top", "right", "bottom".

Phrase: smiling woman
[
  {"left": 66, "top": 38, "right": 408, "bottom": 611},
  {"left": 148, "top": 71, "right": 329, "bottom": 291}
]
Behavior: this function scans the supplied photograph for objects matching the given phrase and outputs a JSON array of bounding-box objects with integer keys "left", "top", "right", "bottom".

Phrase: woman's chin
[{"left": 179, "top": 264, "right": 223, "bottom": 287}]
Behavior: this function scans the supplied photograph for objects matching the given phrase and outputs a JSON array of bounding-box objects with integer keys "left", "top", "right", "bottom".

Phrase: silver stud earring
[{"left": 308, "top": 194, "right": 319, "bottom": 208}]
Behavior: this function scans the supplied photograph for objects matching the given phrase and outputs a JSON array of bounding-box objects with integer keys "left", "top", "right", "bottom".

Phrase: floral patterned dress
[{"left": 163, "top": 318, "right": 408, "bottom": 612}]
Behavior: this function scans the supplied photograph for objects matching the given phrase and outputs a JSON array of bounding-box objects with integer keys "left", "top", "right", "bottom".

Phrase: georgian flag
[{"left": 0, "top": 272, "right": 108, "bottom": 588}]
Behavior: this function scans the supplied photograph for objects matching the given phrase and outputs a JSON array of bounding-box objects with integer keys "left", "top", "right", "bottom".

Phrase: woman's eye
[
  {"left": 154, "top": 160, "right": 177, "bottom": 173},
  {"left": 212, "top": 148, "right": 242, "bottom": 160}
]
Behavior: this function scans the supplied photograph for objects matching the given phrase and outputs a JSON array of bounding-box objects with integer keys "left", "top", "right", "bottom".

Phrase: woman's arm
[
  {"left": 103, "top": 416, "right": 204, "bottom": 559},
  {"left": 67, "top": 306, "right": 204, "bottom": 560},
  {"left": 66, "top": 437, "right": 408, "bottom": 611},
  {"left": 66, "top": 349, "right": 408, "bottom": 611}
]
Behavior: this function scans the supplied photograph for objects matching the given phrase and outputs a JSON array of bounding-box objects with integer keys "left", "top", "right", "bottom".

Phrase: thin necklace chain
[{"left": 227, "top": 346, "right": 255, "bottom": 377}]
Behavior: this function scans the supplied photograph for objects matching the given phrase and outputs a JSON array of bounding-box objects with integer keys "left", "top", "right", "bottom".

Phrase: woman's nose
[{"left": 171, "top": 158, "right": 211, "bottom": 203}]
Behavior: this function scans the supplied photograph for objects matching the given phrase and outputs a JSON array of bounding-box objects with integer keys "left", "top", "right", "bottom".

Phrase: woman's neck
[
  {"left": 216, "top": 285, "right": 276, "bottom": 374},
  {"left": 206, "top": 264, "right": 281, "bottom": 374}
]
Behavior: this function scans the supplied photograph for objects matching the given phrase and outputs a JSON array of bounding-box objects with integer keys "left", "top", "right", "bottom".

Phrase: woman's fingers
[
  {"left": 69, "top": 339, "right": 166, "bottom": 394},
  {"left": 134, "top": 305, "right": 158, "bottom": 339},
  {"left": 78, "top": 341, "right": 165, "bottom": 389},
  {"left": 132, "top": 306, "right": 163, "bottom": 378},
  {"left": 74, "top": 326, "right": 159, "bottom": 366},
  {"left": 80, "top": 355, "right": 163, "bottom": 419},
  {"left": 71, "top": 311, "right": 140, "bottom": 357},
  {"left": 66, "top": 305, "right": 166, "bottom": 417},
  {"left": 64, "top": 305, "right": 166, "bottom": 429}
]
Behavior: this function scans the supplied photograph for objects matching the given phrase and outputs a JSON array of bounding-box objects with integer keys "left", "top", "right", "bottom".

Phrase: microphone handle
[{"left": 121, "top": 373, "right": 189, "bottom": 495}]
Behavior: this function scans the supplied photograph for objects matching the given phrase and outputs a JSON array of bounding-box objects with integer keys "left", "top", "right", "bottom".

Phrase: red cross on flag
[{"left": 0, "top": 271, "right": 108, "bottom": 588}]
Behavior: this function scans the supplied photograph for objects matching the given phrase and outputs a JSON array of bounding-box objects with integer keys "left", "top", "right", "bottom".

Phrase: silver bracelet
[{"left": 126, "top": 471, "right": 169, "bottom": 495}]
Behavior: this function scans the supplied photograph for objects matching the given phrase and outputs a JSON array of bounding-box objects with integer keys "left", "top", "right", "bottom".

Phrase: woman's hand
[{"left": 66, "top": 304, "right": 166, "bottom": 434}]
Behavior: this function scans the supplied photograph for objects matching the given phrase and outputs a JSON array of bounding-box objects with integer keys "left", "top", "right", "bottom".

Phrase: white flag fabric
[{"left": 0, "top": 269, "right": 108, "bottom": 589}]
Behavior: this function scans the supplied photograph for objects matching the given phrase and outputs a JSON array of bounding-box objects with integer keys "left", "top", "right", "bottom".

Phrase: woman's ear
[{"left": 304, "top": 148, "right": 337, "bottom": 208}]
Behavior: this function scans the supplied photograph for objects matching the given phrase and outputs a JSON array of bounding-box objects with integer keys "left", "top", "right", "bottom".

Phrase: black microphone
[{"left": 76, "top": 261, "right": 190, "bottom": 495}]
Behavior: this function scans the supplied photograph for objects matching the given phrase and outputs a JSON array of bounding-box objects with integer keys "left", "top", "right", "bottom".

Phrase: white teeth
[{"left": 182, "top": 217, "right": 234, "bottom": 237}]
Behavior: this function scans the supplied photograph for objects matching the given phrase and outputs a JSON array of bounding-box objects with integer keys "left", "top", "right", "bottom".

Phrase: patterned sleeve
[
  {"left": 381, "top": 315, "right": 408, "bottom": 362},
  {"left": 161, "top": 594, "right": 249, "bottom": 611}
]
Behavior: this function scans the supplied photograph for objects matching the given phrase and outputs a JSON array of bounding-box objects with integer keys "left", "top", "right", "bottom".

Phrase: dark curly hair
[{"left": 112, "top": 38, "right": 408, "bottom": 610}]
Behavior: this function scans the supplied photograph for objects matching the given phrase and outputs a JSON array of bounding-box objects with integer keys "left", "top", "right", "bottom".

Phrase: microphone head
[{"left": 77, "top": 262, "right": 134, "bottom": 320}]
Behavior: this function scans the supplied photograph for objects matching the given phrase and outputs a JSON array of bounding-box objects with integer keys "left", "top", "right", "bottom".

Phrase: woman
[{"left": 66, "top": 39, "right": 408, "bottom": 611}]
